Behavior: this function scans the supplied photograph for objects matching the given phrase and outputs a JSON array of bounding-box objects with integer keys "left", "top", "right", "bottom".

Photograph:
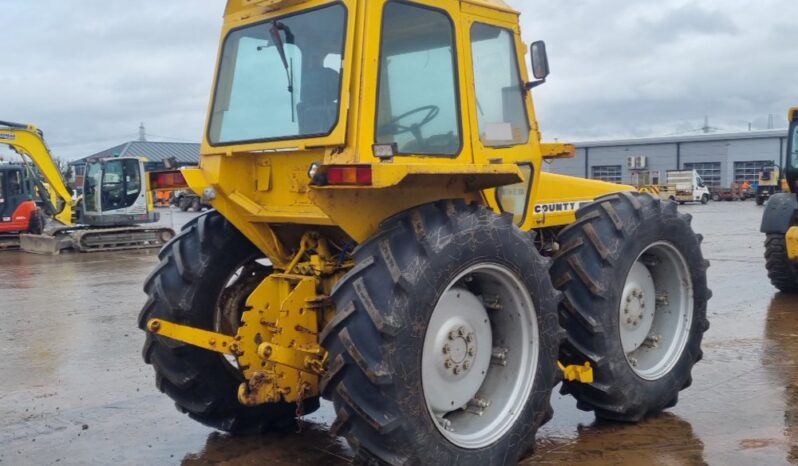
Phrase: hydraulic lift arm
[{"left": 0, "top": 121, "right": 75, "bottom": 225}]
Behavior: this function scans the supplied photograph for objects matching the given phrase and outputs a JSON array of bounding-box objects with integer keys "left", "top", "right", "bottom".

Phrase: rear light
[{"left": 326, "top": 166, "right": 373, "bottom": 186}]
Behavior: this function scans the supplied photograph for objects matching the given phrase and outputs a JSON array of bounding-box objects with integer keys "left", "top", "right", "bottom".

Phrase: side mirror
[
  {"left": 531, "top": 41, "right": 550, "bottom": 80},
  {"left": 525, "top": 41, "right": 550, "bottom": 90}
]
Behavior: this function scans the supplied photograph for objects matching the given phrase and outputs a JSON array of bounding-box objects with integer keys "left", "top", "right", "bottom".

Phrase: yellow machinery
[
  {"left": 140, "top": 1, "right": 710, "bottom": 463},
  {"left": 0, "top": 121, "right": 175, "bottom": 253},
  {"left": 761, "top": 107, "right": 798, "bottom": 292}
]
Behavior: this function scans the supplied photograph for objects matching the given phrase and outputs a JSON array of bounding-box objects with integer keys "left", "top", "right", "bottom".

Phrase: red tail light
[{"left": 326, "top": 166, "right": 373, "bottom": 186}]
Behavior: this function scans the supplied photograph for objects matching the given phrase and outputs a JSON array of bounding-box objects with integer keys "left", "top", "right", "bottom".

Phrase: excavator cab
[
  {"left": 81, "top": 157, "right": 158, "bottom": 226},
  {"left": 0, "top": 164, "right": 42, "bottom": 234}
]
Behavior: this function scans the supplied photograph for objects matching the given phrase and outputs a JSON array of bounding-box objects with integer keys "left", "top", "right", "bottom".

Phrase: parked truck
[{"left": 665, "top": 170, "right": 711, "bottom": 204}]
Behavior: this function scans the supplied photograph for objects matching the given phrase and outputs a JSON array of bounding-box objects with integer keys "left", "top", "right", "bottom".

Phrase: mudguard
[{"left": 761, "top": 193, "right": 798, "bottom": 234}]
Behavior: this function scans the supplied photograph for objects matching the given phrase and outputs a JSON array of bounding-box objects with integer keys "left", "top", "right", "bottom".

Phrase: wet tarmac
[{"left": 1, "top": 203, "right": 796, "bottom": 465}]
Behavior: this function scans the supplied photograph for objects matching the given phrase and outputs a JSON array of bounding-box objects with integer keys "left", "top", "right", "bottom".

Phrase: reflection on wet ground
[{"left": 1, "top": 204, "right": 797, "bottom": 465}]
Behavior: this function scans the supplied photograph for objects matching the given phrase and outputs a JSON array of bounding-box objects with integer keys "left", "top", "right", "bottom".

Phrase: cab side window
[
  {"left": 470, "top": 23, "right": 530, "bottom": 147},
  {"left": 376, "top": 2, "right": 462, "bottom": 156}
]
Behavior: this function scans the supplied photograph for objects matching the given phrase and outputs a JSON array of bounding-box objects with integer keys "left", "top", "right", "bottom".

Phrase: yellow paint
[
  {"left": 787, "top": 227, "right": 798, "bottom": 262},
  {"left": 524, "top": 172, "right": 634, "bottom": 229},
  {"left": 148, "top": 319, "right": 235, "bottom": 355},
  {"left": 160, "top": 0, "right": 638, "bottom": 407},
  {"left": 0, "top": 126, "right": 75, "bottom": 225},
  {"left": 558, "top": 361, "right": 594, "bottom": 384}
]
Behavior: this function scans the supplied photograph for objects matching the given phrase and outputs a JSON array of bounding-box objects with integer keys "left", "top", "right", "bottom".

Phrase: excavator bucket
[{"left": 19, "top": 233, "right": 72, "bottom": 255}]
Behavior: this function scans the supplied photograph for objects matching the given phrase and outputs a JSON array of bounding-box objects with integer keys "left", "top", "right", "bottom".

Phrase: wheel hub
[
  {"left": 442, "top": 325, "right": 477, "bottom": 375},
  {"left": 421, "top": 264, "right": 540, "bottom": 450},
  {"left": 619, "top": 263, "right": 656, "bottom": 353},
  {"left": 619, "top": 243, "right": 694, "bottom": 380},
  {"left": 424, "top": 288, "right": 491, "bottom": 413}
]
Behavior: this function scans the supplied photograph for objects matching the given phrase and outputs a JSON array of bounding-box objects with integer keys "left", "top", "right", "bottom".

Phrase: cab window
[
  {"left": 102, "top": 160, "right": 126, "bottom": 211},
  {"left": 497, "top": 164, "right": 533, "bottom": 225},
  {"left": 470, "top": 23, "right": 530, "bottom": 147},
  {"left": 376, "top": 2, "right": 461, "bottom": 156},
  {"left": 0, "top": 172, "right": 5, "bottom": 205},
  {"left": 791, "top": 124, "right": 798, "bottom": 169},
  {"left": 124, "top": 159, "right": 142, "bottom": 206},
  {"left": 9, "top": 170, "right": 22, "bottom": 196}
]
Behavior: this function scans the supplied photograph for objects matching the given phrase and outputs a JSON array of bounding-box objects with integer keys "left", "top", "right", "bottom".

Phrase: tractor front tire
[
  {"left": 321, "top": 200, "right": 561, "bottom": 465},
  {"left": 551, "top": 192, "right": 710, "bottom": 422},
  {"left": 139, "top": 211, "right": 318, "bottom": 433},
  {"left": 765, "top": 234, "right": 798, "bottom": 293}
]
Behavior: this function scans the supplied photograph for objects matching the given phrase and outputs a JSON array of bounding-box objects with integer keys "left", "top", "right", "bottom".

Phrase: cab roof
[{"left": 225, "top": 0, "right": 518, "bottom": 18}]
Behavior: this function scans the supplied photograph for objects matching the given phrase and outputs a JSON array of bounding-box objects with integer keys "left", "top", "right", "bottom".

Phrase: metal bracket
[
  {"left": 558, "top": 361, "right": 594, "bottom": 384},
  {"left": 147, "top": 319, "right": 235, "bottom": 355}
]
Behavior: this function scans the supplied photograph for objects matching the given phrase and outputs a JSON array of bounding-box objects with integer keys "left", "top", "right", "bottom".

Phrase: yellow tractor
[
  {"left": 762, "top": 107, "right": 798, "bottom": 292},
  {"left": 140, "top": 1, "right": 710, "bottom": 463}
]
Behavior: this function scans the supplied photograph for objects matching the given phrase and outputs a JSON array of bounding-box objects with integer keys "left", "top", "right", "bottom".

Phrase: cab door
[
  {"left": 98, "top": 159, "right": 148, "bottom": 214},
  {"left": 461, "top": 6, "right": 542, "bottom": 226},
  {"left": 0, "top": 170, "right": 10, "bottom": 222},
  {"left": 1, "top": 169, "right": 25, "bottom": 220}
]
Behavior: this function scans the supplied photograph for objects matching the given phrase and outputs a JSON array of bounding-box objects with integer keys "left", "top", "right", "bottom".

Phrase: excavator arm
[{"left": 0, "top": 121, "right": 75, "bottom": 225}]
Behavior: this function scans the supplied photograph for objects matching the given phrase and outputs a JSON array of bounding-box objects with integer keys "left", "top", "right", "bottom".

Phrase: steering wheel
[{"left": 379, "top": 105, "right": 440, "bottom": 146}]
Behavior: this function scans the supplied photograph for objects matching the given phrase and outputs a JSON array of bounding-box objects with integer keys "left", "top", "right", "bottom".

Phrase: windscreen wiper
[{"left": 268, "top": 21, "right": 296, "bottom": 123}]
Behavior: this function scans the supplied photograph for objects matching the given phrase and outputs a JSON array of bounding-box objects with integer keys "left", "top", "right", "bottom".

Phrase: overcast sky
[{"left": 1, "top": 0, "right": 796, "bottom": 161}]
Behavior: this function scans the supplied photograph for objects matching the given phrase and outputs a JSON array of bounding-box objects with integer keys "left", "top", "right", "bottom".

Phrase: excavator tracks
[{"left": 20, "top": 226, "right": 175, "bottom": 255}]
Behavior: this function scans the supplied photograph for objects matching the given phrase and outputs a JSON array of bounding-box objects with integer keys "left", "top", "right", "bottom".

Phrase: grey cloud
[{"left": 1, "top": 0, "right": 796, "bottom": 162}]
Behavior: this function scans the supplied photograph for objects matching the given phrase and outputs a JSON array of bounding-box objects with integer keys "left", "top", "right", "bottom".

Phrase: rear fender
[{"left": 761, "top": 193, "right": 798, "bottom": 234}]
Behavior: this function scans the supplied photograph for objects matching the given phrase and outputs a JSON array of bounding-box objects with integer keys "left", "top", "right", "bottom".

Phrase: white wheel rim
[
  {"left": 619, "top": 242, "right": 694, "bottom": 380},
  {"left": 422, "top": 263, "right": 539, "bottom": 449}
]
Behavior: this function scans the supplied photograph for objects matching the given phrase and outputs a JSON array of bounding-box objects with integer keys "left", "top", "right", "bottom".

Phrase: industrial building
[{"left": 548, "top": 129, "right": 790, "bottom": 188}]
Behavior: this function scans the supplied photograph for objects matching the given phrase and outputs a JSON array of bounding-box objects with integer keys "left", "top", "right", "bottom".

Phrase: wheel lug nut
[
  {"left": 443, "top": 344, "right": 451, "bottom": 354},
  {"left": 453, "top": 366, "right": 462, "bottom": 375},
  {"left": 466, "top": 333, "right": 474, "bottom": 343},
  {"left": 448, "top": 331, "right": 456, "bottom": 341},
  {"left": 463, "top": 361, "right": 471, "bottom": 370},
  {"left": 468, "top": 348, "right": 476, "bottom": 357},
  {"left": 458, "top": 327, "right": 466, "bottom": 337},
  {"left": 445, "top": 360, "right": 453, "bottom": 369}
]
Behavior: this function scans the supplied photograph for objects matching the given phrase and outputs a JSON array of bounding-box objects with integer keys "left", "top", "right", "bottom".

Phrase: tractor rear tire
[
  {"left": 765, "top": 234, "right": 798, "bottom": 293},
  {"left": 701, "top": 194, "right": 709, "bottom": 205},
  {"left": 551, "top": 192, "right": 710, "bottom": 422},
  {"left": 138, "top": 211, "right": 318, "bottom": 433},
  {"left": 321, "top": 200, "right": 561, "bottom": 465}
]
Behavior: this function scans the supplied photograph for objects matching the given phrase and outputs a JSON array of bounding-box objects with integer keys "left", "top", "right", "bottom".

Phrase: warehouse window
[
  {"left": 591, "top": 165, "right": 622, "bottom": 183},
  {"left": 683, "top": 162, "right": 721, "bottom": 188},
  {"left": 734, "top": 161, "right": 774, "bottom": 184}
]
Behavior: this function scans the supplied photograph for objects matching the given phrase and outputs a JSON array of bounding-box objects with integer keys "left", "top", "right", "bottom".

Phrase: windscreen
[{"left": 209, "top": 4, "right": 347, "bottom": 145}]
